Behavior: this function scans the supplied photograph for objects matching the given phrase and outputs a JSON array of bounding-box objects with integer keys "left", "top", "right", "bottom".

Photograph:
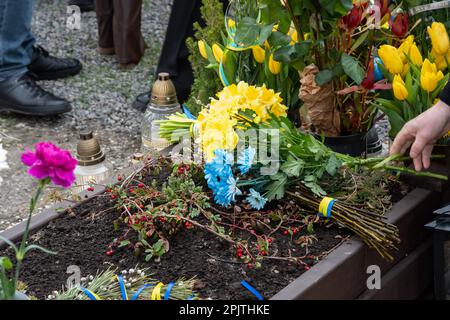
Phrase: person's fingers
[
  {"left": 399, "top": 139, "right": 413, "bottom": 156},
  {"left": 410, "top": 135, "right": 431, "bottom": 171},
  {"left": 390, "top": 126, "right": 414, "bottom": 155},
  {"left": 422, "top": 144, "right": 434, "bottom": 169},
  {"left": 413, "top": 153, "right": 423, "bottom": 171}
]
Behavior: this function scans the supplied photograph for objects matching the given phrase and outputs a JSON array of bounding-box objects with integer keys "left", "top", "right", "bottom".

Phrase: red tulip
[
  {"left": 342, "top": 5, "right": 363, "bottom": 31},
  {"left": 375, "top": 0, "right": 390, "bottom": 18},
  {"left": 390, "top": 13, "right": 408, "bottom": 38},
  {"left": 361, "top": 58, "right": 375, "bottom": 90}
]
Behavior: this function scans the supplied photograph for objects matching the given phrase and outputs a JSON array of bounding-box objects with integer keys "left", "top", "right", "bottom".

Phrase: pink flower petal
[
  {"left": 28, "top": 165, "right": 50, "bottom": 180},
  {"left": 21, "top": 151, "right": 37, "bottom": 166}
]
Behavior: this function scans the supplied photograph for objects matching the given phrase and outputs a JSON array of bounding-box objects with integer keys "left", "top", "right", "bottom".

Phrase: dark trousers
[
  {"left": 95, "top": 0, "right": 145, "bottom": 65},
  {"left": 156, "top": 0, "right": 229, "bottom": 102}
]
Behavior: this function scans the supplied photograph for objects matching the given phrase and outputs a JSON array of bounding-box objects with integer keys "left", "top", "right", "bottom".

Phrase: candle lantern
[
  {"left": 141, "top": 72, "right": 181, "bottom": 155},
  {"left": 425, "top": 205, "right": 450, "bottom": 300},
  {"left": 74, "top": 130, "right": 111, "bottom": 192}
]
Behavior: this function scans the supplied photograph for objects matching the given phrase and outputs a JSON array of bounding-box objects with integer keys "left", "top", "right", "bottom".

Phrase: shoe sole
[
  {"left": 0, "top": 101, "right": 72, "bottom": 116},
  {"left": 30, "top": 64, "right": 83, "bottom": 81}
]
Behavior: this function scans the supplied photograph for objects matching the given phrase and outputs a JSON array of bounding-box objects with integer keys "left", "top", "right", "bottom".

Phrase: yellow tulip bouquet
[
  {"left": 192, "top": 0, "right": 302, "bottom": 122},
  {"left": 375, "top": 22, "right": 450, "bottom": 137}
]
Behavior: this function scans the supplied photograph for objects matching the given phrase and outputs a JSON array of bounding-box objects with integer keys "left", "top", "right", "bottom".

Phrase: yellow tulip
[
  {"left": 289, "top": 28, "right": 298, "bottom": 45},
  {"left": 378, "top": 45, "right": 404, "bottom": 74},
  {"left": 422, "top": 58, "right": 437, "bottom": 74},
  {"left": 198, "top": 40, "right": 208, "bottom": 60},
  {"left": 432, "top": 49, "right": 450, "bottom": 71},
  {"left": 428, "top": 22, "right": 450, "bottom": 56},
  {"left": 268, "top": 54, "right": 281, "bottom": 75},
  {"left": 252, "top": 46, "right": 265, "bottom": 64},
  {"left": 212, "top": 43, "right": 224, "bottom": 63},
  {"left": 409, "top": 43, "right": 423, "bottom": 66},
  {"left": 392, "top": 75, "right": 408, "bottom": 101},
  {"left": 421, "top": 59, "right": 445, "bottom": 92},
  {"left": 398, "top": 35, "right": 414, "bottom": 63},
  {"left": 401, "top": 63, "right": 409, "bottom": 78}
]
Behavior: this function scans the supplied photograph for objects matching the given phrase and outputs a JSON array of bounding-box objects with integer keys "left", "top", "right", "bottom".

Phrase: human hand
[{"left": 390, "top": 101, "right": 450, "bottom": 171}]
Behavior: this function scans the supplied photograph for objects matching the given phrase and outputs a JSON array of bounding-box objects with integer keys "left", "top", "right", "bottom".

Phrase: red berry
[
  {"left": 87, "top": 187, "right": 94, "bottom": 192},
  {"left": 260, "top": 250, "right": 267, "bottom": 256},
  {"left": 138, "top": 183, "right": 144, "bottom": 188},
  {"left": 247, "top": 263, "right": 253, "bottom": 269},
  {"left": 184, "top": 221, "right": 192, "bottom": 229},
  {"left": 267, "top": 238, "right": 273, "bottom": 243},
  {"left": 111, "top": 195, "right": 116, "bottom": 200},
  {"left": 117, "top": 176, "right": 122, "bottom": 181},
  {"left": 304, "top": 265, "right": 310, "bottom": 271},
  {"left": 129, "top": 188, "right": 135, "bottom": 193},
  {"left": 283, "top": 230, "right": 288, "bottom": 235},
  {"left": 139, "top": 204, "right": 145, "bottom": 209},
  {"left": 106, "top": 250, "right": 113, "bottom": 256},
  {"left": 237, "top": 252, "right": 243, "bottom": 258}
]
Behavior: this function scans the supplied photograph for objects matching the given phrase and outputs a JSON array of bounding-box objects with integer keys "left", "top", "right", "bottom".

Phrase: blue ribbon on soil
[
  {"left": 241, "top": 280, "right": 264, "bottom": 300},
  {"left": 163, "top": 282, "right": 175, "bottom": 300}
]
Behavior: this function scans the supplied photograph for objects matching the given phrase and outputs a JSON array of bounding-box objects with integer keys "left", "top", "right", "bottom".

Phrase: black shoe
[
  {"left": 132, "top": 92, "right": 150, "bottom": 112},
  {"left": 0, "top": 74, "right": 71, "bottom": 116},
  {"left": 68, "top": 0, "right": 95, "bottom": 12},
  {"left": 28, "top": 46, "right": 82, "bottom": 81}
]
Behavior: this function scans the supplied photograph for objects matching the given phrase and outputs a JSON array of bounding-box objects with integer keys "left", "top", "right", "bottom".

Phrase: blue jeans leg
[{"left": 0, "top": 0, "right": 35, "bottom": 79}]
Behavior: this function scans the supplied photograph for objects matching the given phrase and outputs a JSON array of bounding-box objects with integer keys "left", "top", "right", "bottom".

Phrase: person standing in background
[
  {"left": 0, "top": 0, "right": 82, "bottom": 116},
  {"left": 133, "top": 0, "right": 229, "bottom": 111},
  {"left": 95, "top": 0, "right": 146, "bottom": 69}
]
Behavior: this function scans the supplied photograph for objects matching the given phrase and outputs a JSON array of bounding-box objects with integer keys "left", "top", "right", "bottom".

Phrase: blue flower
[
  {"left": 212, "top": 149, "right": 234, "bottom": 166},
  {"left": 204, "top": 149, "right": 242, "bottom": 207},
  {"left": 246, "top": 188, "right": 267, "bottom": 210},
  {"left": 237, "top": 147, "right": 256, "bottom": 174},
  {"left": 214, "top": 175, "right": 242, "bottom": 207}
]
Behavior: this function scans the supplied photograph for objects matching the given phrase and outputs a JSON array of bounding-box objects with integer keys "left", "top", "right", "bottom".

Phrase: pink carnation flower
[{"left": 21, "top": 142, "right": 78, "bottom": 188}]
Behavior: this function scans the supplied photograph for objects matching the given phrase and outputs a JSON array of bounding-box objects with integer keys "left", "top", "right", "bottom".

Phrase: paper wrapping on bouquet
[{"left": 299, "top": 65, "right": 341, "bottom": 137}]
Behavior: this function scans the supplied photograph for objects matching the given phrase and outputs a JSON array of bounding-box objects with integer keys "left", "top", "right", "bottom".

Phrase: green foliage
[
  {"left": 113, "top": 164, "right": 209, "bottom": 262},
  {"left": 185, "top": 0, "right": 226, "bottom": 115}
]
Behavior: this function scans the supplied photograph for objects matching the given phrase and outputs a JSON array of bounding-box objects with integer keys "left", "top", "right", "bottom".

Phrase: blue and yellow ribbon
[
  {"left": 81, "top": 287, "right": 102, "bottom": 300},
  {"left": 318, "top": 197, "right": 336, "bottom": 218},
  {"left": 151, "top": 282, "right": 164, "bottom": 300}
]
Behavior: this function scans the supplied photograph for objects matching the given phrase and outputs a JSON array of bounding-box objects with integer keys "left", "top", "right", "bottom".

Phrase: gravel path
[{"left": 0, "top": 0, "right": 173, "bottom": 231}]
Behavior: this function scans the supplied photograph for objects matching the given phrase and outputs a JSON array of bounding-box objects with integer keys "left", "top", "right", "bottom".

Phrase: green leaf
[
  {"left": 325, "top": 153, "right": 342, "bottom": 176},
  {"left": 0, "top": 235, "right": 18, "bottom": 253},
  {"left": 265, "top": 173, "right": 288, "bottom": 201},
  {"left": 341, "top": 53, "right": 365, "bottom": 85},
  {"left": 118, "top": 240, "right": 131, "bottom": 248},
  {"left": 315, "top": 69, "right": 334, "bottom": 86},
  {"left": 234, "top": 17, "right": 260, "bottom": 47},
  {"left": 303, "top": 175, "right": 327, "bottom": 196},
  {"left": 23, "top": 244, "right": 57, "bottom": 256},
  {"left": 0, "top": 257, "right": 13, "bottom": 270},
  {"left": 280, "top": 155, "right": 304, "bottom": 177}
]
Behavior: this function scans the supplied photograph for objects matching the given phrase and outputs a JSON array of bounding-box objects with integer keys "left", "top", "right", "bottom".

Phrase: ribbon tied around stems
[
  {"left": 318, "top": 197, "right": 336, "bottom": 218},
  {"left": 80, "top": 276, "right": 180, "bottom": 301}
]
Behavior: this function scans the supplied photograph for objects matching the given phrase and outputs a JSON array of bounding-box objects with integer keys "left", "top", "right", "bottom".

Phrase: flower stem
[{"left": 13, "top": 179, "right": 48, "bottom": 294}]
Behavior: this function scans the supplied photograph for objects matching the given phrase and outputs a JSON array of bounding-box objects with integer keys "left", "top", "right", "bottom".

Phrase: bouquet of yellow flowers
[
  {"left": 375, "top": 22, "right": 450, "bottom": 137},
  {"left": 157, "top": 81, "right": 288, "bottom": 161}
]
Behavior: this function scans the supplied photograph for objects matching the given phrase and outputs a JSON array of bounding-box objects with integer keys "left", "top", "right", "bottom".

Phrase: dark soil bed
[
  {"left": 3, "top": 193, "right": 351, "bottom": 300},
  {"left": 2, "top": 157, "right": 410, "bottom": 300}
]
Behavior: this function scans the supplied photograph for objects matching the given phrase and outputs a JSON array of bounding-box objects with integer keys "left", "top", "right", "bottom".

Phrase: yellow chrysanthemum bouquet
[
  {"left": 375, "top": 22, "right": 450, "bottom": 137},
  {"left": 157, "top": 81, "right": 287, "bottom": 161}
]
